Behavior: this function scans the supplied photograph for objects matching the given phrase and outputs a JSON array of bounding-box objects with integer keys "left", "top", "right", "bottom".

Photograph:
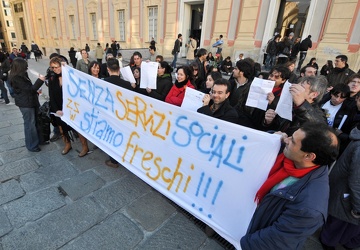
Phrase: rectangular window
[
  {"left": 38, "top": 19, "right": 44, "bottom": 38},
  {"left": 6, "top": 20, "right": 13, "bottom": 27},
  {"left": 148, "top": 6, "right": 158, "bottom": 42},
  {"left": 90, "top": 13, "right": 97, "bottom": 40},
  {"left": 4, "top": 9, "right": 9, "bottom": 16},
  {"left": 52, "top": 17, "right": 58, "bottom": 38},
  {"left": 14, "top": 3, "right": 23, "bottom": 13},
  {"left": 117, "top": 10, "right": 125, "bottom": 42},
  {"left": 11, "top": 32, "right": 16, "bottom": 39},
  {"left": 3, "top": 1, "right": 10, "bottom": 7},
  {"left": 69, "top": 15, "right": 76, "bottom": 39},
  {"left": 19, "top": 17, "right": 26, "bottom": 40}
]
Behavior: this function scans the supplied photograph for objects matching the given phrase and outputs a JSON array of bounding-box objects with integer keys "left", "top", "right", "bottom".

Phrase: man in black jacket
[
  {"left": 197, "top": 79, "right": 238, "bottom": 124},
  {"left": 297, "top": 35, "right": 312, "bottom": 71},
  {"left": 327, "top": 55, "right": 355, "bottom": 87},
  {"left": 171, "top": 34, "right": 182, "bottom": 68}
]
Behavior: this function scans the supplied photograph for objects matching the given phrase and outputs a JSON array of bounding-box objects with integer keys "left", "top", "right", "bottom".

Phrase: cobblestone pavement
[{"left": 0, "top": 55, "right": 351, "bottom": 250}]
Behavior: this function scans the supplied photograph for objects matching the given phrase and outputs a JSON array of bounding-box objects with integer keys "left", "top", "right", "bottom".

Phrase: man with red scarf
[{"left": 240, "top": 122, "right": 339, "bottom": 250}]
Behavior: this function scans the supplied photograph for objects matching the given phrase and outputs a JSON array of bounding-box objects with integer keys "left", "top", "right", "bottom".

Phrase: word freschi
[{"left": 66, "top": 69, "right": 171, "bottom": 140}]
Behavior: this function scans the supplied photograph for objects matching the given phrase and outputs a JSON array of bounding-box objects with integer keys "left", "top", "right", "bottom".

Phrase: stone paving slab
[
  {"left": 0, "top": 121, "right": 10, "bottom": 129},
  {"left": 0, "top": 179, "right": 25, "bottom": 206},
  {"left": 0, "top": 147, "right": 39, "bottom": 164},
  {"left": 0, "top": 124, "right": 23, "bottom": 135},
  {"left": 0, "top": 140, "right": 24, "bottom": 153},
  {"left": 60, "top": 211, "right": 143, "bottom": 250},
  {"left": 126, "top": 191, "right": 177, "bottom": 231},
  {"left": 93, "top": 164, "right": 129, "bottom": 183},
  {"left": 4, "top": 187, "right": 66, "bottom": 228},
  {"left": 134, "top": 213, "right": 208, "bottom": 250},
  {"left": 0, "top": 207, "right": 12, "bottom": 237},
  {"left": 92, "top": 174, "right": 151, "bottom": 214},
  {"left": 68, "top": 149, "right": 107, "bottom": 172},
  {"left": 59, "top": 171, "right": 105, "bottom": 201},
  {"left": 35, "top": 148, "right": 75, "bottom": 166},
  {"left": 20, "top": 161, "right": 78, "bottom": 192},
  {"left": 0, "top": 135, "right": 10, "bottom": 145},
  {"left": 8, "top": 132, "right": 24, "bottom": 142},
  {"left": 0, "top": 158, "right": 39, "bottom": 182},
  {"left": 1, "top": 197, "right": 107, "bottom": 250}
]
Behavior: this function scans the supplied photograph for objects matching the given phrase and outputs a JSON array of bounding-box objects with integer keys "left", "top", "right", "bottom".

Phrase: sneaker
[
  {"left": 50, "top": 133, "right": 61, "bottom": 142},
  {"left": 105, "top": 160, "right": 119, "bottom": 168},
  {"left": 6, "top": 102, "right": 14, "bottom": 105}
]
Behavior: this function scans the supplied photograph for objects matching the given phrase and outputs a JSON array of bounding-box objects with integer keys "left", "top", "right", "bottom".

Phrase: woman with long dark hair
[
  {"left": 9, "top": 58, "right": 45, "bottom": 152},
  {"left": 146, "top": 61, "right": 173, "bottom": 101},
  {"left": 48, "top": 57, "right": 89, "bottom": 157},
  {"left": 165, "top": 65, "right": 195, "bottom": 106}
]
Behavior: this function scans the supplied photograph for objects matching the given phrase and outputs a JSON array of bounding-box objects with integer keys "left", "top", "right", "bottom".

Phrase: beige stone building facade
[
  {"left": 0, "top": 0, "right": 16, "bottom": 51},
  {"left": 7, "top": 0, "right": 360, "bottom": 71}
]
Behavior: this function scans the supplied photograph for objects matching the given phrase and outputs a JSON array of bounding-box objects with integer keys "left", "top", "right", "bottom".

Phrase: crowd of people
[{"left": 1, "top": 34, "right": 360, "bottom": 249}]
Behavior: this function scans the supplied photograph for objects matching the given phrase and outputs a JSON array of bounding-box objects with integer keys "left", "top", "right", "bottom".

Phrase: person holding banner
[
  {"left": 9, "top": 58, "right": 45, "bottom": 152},
  {"left": 48, "top": 57, "right": 90, "bottom": 157},
  {"left": 197, "top": 78, "right": 238, "bottom": 123},
  {"left": 165, "top": 66, "right": 195, "bottom": 106},
  {"left": 146, "top": 61, "right": 173, "bottom": 101},
  {"left": 241, "top": 122, "right": 339, "bottom": 250}
]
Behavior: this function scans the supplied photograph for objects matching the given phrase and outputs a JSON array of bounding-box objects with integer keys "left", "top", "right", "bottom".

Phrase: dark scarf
[
  {"left": 255, "top": 153, "right": 318, "bottom": 204},
  {"left": 175, "top": 79, "right": 188, "bottom": 88}
]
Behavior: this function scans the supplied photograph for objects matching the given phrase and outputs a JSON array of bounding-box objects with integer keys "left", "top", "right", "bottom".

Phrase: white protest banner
[
  {"left": 181, "top": 87, "right": 205, "bottom": 112},
  {"left": 140, "top": 61, "right": 158, "bottom": 89},
  {"left": 246, "top": 77, "right": 275, "bottom": 111},
  {"left": 61, "top": 65, "right": 280, "bottom": 249}
]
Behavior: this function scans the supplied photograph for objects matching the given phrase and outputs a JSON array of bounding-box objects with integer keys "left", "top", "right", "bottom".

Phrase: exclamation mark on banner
[{"left": 194, "top": 172, "right": 224, "bottom": 218}]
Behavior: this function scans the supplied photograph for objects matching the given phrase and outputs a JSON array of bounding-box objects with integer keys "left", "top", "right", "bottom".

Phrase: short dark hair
[
  {"left": 196, "top": 48, "right": 207, "bottom": 57},
  {"left": 300, "top": 122, "right": 339, "bottom": 166},
  {"left": 336, "top": 55, "right": 348, "bottom": 63},
  {"left": 159, "top": 61, "right": 172, "bottom": 74},
  {"left": 330, "top": 84, "right": 350, "bottom": 99},
  {"left": 208, "top": 71, "right": 222, "bottom": 82},
  {"left": 149, "top": 45, "right": 156, "bottom": 51},
  {"left": 300, "top": 65, "right": 317, "bottom": 75},
  {"left": 346, "top": 73, "right": 360, "bottom": 85},
  {"left": 156, "top": 55, "right": 164, "bottom": 62},
  {"left": 269, "top": 66, "right": 290, "bottom": 80},
  {"left": 213, "top": 78, "right": 231, "bottom": 93},
  {"left": 236, "top": 58, "right": 255, "bottom": 79},
  {"left": 107, "top": 58, "right": 120, "bottom": 72},
  {"left": 178, "top": 33, "right": 182, "bottom": 38},
  {"left": 133, "top": 51, "right": 142, "bottom": 58}
]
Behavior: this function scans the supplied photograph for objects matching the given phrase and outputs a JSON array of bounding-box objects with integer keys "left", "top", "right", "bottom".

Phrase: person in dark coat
[
  {"left": 296, "top": 35, "right": 312, "bottom": 71},
  {"left": 197, "top": 78, "right": 238, "bottom": 124},
  {"left": 171, "top": 34, "right": 182, "bottom": 68},
  {"left": 241, "top": 122, "right": 339, "bottom": 250},
  {"left": 146, "top": 61, "right": 173, "bottom": 101},
  {"left": 9, "top": 58, "right": 45, "bottom": 152},
  {"left": 68, "top": 47, "right": 77, "bottom": 67},
  {"left": 262, "top": 76, "right": 328, "bottom": 135},
  {"left": 320, "top": 124, "right": 360, "bottom": 249},
  {"left": 327, "top": 55, "right": 355, "bottom": 87},
  {"left": 320, "top": 60, "right": 334, "bottom": 76}
]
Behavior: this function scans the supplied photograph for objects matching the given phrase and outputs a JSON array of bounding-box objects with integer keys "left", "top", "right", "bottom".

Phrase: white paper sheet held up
[
  {"left": 120, "top": 66, "right": 136, "bottom": 83},
  {"left": 275, "top": 81, "right": 293, "bottom": 121},
  {"left": 245, "top": 77, "right": 275, "bottom": 111},
  {"left": 140, "top": 62, "right": 158, "bottom": 89},
  {"left": 181, "top": 87, "right": 205, "bottom": 112}
]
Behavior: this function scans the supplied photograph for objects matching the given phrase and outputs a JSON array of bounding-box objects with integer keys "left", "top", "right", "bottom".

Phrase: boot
[
  {"left": 78, "top": 134, "right": 89, "bottom": 157},
  {"left": 61, "top": 135, "right": 72, "bottom": 155}
]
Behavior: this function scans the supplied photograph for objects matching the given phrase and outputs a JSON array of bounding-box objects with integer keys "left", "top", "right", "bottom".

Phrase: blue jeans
[
  {"left": 265, "top": 54, "right": 276, "bottom": 70},
  {"left": 297, "top": 51, "right": 307, "bottom": 70},
  {"left": 5, "top": 81, "right": 14, "bottom": 97},
  {"left": 19, "top": 107, "right": 40, "bottom": 150},
  {"left": 171, "top": 52, "right": 178, "bottom": 68}
]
